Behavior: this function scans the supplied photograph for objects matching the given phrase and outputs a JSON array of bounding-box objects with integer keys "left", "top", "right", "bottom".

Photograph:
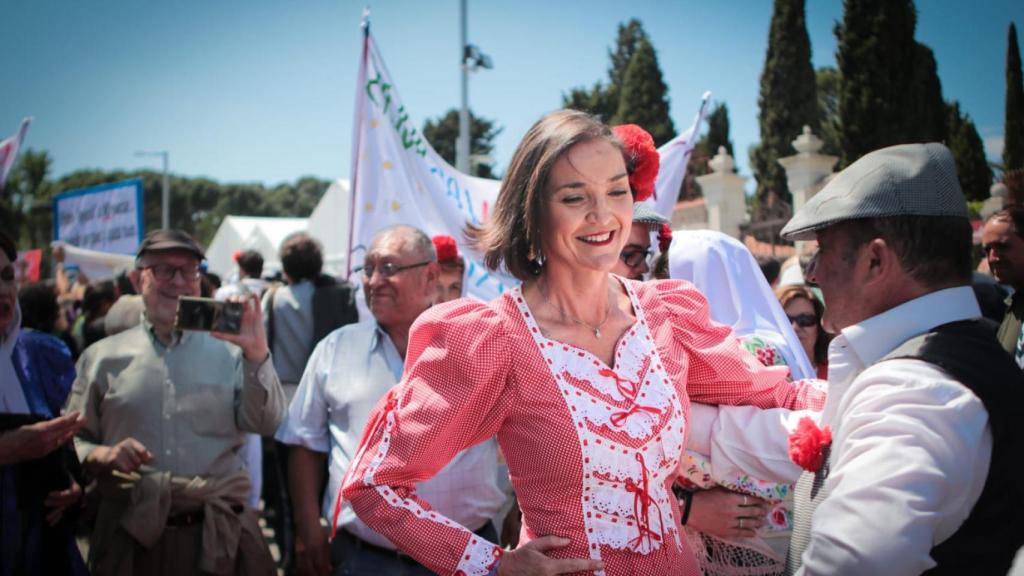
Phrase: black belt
[
  {"left": 342, "top": 520, "right": 495, "bottom": 563},
  {"left": 166, "top": 503, "right": 244, "bottom": 527}
]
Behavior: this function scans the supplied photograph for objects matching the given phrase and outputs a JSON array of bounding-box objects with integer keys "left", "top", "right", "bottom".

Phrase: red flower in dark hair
[
  {"left": 788, "top": 417, "right": 832, "bottom": 473},
  {"left": 432, "top": 235, "right": 459, "bottom": 263},
  {"left": 232, "top": 250, "right": 242, "bottom": 263},
  {"left": 612, "top": 124, "right": 660, "bottom": 202},
  {"left": 657, "top": 224, "right": 673, "bottom": 253}
]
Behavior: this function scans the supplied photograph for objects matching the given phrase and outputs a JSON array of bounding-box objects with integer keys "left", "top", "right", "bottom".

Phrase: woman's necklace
[{"left": 541, "top": 285, "right": 612, "bottom": 339}]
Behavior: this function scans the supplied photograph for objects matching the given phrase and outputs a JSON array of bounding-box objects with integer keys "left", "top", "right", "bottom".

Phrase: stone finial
[
  {"left": 708, "top": 146, "right": 735, "bottom": 174},
  {"left": 991, "top": 181, "right": 1009, "bottom": 200},
  {"left": 792, "top": 125, "right": 824, "bottom": 155}
]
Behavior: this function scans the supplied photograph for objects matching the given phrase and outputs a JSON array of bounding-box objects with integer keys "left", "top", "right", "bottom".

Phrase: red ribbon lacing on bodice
[
  {"left": 330, "top": 389, "right": 399, "bottom": 539},
  {"left": 623, "top": 452, "right": 665, "bottom": 551},
  {"left": 600, "top": 368, "right": 661, "bottom": 428}
]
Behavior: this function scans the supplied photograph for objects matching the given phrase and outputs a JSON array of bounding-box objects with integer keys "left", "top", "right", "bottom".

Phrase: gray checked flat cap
[
  {"left": 780, "top": 142, "right": 968, "bottom": 241},
  {"left": 633, "top": 202, "right": 671, "bottom": 231}
]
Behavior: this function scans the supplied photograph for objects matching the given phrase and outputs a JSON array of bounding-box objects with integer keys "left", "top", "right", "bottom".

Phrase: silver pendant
[{"left": 594, "top": 328, "right": 601, "bottom": 339}]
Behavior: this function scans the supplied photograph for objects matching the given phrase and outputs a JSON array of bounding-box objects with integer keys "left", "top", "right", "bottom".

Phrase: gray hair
[{"left": 370, "top": 225, "right": 436, "bottom": 262}]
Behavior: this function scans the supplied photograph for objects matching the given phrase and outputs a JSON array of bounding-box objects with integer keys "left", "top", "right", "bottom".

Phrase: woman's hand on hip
[{"left": 498, "top": 536, "right": 604, "bottom": 575}]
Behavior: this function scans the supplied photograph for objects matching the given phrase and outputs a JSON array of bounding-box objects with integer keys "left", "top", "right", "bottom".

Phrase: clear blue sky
[{"left": 2, "top": 1, "right": 1019, "bottom": 192}]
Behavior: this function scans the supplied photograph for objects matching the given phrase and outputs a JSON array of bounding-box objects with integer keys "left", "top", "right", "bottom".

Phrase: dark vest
[{"left": 787, "top": 319, "right": 1024, "bottom": 575}]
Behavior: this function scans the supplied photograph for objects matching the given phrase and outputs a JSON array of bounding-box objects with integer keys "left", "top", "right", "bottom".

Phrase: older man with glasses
[
  {"left": 276, "top": 224, "right": 505, "bottom": 576},
  {"left": 66, "top": 229, "right": 285, "bottom": 576}
]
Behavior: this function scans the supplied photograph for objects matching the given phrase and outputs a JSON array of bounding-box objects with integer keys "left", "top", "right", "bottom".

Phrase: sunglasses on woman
[{"left": 787, "top": 313, "right": 818, "bottom": 328}]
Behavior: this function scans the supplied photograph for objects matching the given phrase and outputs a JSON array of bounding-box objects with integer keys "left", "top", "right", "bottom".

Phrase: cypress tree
[
  {"left": 1005, "top": 23, "right": 1024, "bottom": 175},
  {"left": 836, "top": 0, "right": 918, "bottom": 166},
  {"left": 816, "top": 67, "right": 842, "bottom": 156},
  {"left": 947, "top": 101, "right": 993, "bottom": 201},
  {"left": 906, "top": 42, "right": 947, "bottom": 144},
  {"left": 706, "top": 103, "right": 734, "bottom": 159},
  {"left": 751, "top": 0, "right": 819, "bottom": 212},
  {"left": 615, "top": 36, "right": 675, "bottom": 146},
  {"left": 562, "top": 19, "right": 648, "bottom": 122},
  {"left": 683, "top": 103, "right": 734, "bottom": 200}
]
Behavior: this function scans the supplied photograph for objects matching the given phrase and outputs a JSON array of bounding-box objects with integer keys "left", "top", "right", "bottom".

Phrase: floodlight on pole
[
  {"left": 457, "top": 0, "right": 492, "bottom": 175},
  {"left": 135, "top": 150, "right": 169, "bottom": 229}
]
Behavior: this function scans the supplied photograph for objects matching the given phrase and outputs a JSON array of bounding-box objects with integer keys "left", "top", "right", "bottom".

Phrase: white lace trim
[
  {"left": 512, "top": 283, "right": 686, "bottom": 557},
  {"left": 454, "top": 535, "right": 502, "bottom": 576}
]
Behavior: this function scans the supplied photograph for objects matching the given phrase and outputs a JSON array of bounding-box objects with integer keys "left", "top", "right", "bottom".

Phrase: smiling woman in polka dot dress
[{"left": 340, "top": 111, "right": 826, "bottom": 576}]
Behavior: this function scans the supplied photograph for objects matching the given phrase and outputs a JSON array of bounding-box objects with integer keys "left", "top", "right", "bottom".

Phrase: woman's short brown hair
[{"left": 467, "top": 110, "right": 621, "bottom": 282}]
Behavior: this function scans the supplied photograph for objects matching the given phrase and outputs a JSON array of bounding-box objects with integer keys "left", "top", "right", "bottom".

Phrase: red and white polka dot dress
[{"left": 342, "top": 279, "right": 826, "bottom": 576}]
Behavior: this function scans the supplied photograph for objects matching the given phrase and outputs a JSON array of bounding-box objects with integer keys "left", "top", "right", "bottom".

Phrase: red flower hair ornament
[
  {"left": 788, "top": 417, "right": 832, "bottom": 473},
  {"left": 657, "top": 224, "right": 673, "bottom": 254},
  {"left": 431, "top": 235, "right": 459, "bottom": 264},
  {"left": 612, "top": 124, "right": 660, "bottom": 202}
]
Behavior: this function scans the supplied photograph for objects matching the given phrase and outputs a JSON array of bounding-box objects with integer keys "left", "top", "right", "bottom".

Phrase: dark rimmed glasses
[
  {"left": 137, "top": 263, "right": 201, "bottom": 282},
  {"left": 357, "top": 260, "right": 430, "bottom": 279},
  {"left": 619, "top": 249, "right": 652, "bottom": 268}
]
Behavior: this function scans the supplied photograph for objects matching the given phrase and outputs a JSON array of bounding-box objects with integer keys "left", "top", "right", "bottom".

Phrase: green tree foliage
[
  {"left": 614, "top": 36, "right": 675, "bottom": 146},
  {"left": 946, "top": 101, "right": 993, "bottom": 202},
  {"left": 835, "top": 0, "right": 919, "bottom": 166},
  {"left": 751, "top": 0, "right": 819, "bottom": 213},
  {"left": 3, "top": 149, "right": 56, "bottom": 250},
  {"left": 562, "top": 19, "right": 647, "bottom": 121},
  {"left": 706, "top": 102, "right": 734, "bottom": 158},
  {"left": 906, "top": 43, "right": 947, "bottom": 144},
  {"left": 562, "top": 19, "right": 674, "bottom": 146},
  {"left": 683, "top": 103, "right": 734, "bottom": 200},
  {"left": 816, "top": 67, "right": 842, "bottom": 156},
  {"left": 7, "top": 152, "right": 331, "bottom": 252},
  {"left": 1005, "top": 23, "right": 1024, "bottom": 179},
  {"left": 422, "top": 109, "right": 503, "bottom": 178}
]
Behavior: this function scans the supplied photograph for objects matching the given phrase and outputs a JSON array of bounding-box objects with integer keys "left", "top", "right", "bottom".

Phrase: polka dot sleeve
[
  {"left": 640, "top": 280, "right": 826, "bottom": 411},
  {"left": 342, "top": 298, "right": 515, "bottom": 576}
]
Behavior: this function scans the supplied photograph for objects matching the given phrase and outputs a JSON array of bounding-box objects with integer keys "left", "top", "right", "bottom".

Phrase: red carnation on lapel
[
  {"left": 788, "top": 417, "right": 832, "bottom": 473},
  {"left": 432, "top": 235, "right": 459, "bottom": 263},
  {"left": 612, "top": 124, "right": 660, "bottom": 202}
]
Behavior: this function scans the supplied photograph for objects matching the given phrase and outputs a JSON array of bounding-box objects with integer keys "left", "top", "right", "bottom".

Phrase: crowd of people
[{"left": 1, "top": 110, "right": 1023, "bottom": 576}]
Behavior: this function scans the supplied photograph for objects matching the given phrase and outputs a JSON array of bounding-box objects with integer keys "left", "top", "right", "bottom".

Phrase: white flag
[
  {"left": 346, "top": 29, "right": 514, "bottom": 302},
  {"left": 645, "top": 93, "right": 712, "bottom": 220},
  {"left": 0, "top": 117, "right": 32, "bottom": 188}
]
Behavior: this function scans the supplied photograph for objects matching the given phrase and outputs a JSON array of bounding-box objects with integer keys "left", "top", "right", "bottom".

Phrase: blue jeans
[{"left": 331, "top": 521, "right": 498, "bottom": 576}]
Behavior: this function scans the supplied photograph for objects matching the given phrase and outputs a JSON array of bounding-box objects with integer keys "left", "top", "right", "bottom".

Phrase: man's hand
[
  {"left": 212, "top": 293, "right": 269, "bottom": 363},
  {"left": 293, "top": 521, "right": 331, "bottom": 576},
  {"left": 87, "top": 437, "right": 153, "bottom": 475},
  {"left": 44, "top": 478, "right": 82, "bottom": 527},
  {"left": 686, "top": 487, "right": 768, "bottom": 539},
  {"left": 0, "top": 412, "right": 84, "bottom": 466},
  {"left": 498, "top": 536, "right": 605, "bottom": 576}
]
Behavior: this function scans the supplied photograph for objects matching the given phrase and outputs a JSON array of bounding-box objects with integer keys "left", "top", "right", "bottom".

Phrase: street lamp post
[
  {"left": 135, "top": 150, "right": 169, "bottom": 229},
  {"left": 457, "top": 0, "right": 492, "bottom": 175}
]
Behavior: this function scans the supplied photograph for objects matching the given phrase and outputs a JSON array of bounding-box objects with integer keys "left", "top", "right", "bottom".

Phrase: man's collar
[
  {"left": 840, "top": 285, "right": 980, "bottom": 367},
  {"left": 141, "top": 313, "right": 188, "bottom": 348}
]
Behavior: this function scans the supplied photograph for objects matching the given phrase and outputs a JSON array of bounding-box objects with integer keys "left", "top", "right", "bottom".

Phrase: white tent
[
  {"left": 204, "top": 216, "right": 308, "bottom": 278},
  {"left": 204, "top": 179, "right": 351, "bottom": 279},
  {"left": 307, "top": 179, "right": 351, "bottom": 277}
]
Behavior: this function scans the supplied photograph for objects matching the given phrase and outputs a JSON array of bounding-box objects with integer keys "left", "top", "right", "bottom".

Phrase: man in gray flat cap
[
  {"left": 779, "top": 143, "right": 1024, "bottom": 575},
  {"left": 612, "top": 203, "right": 671, "bottom": 281}
]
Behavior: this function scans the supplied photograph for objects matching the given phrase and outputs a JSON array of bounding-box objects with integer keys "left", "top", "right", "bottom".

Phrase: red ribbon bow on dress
[
  {"left": 623, "top": 453, "right": 664, "bottom": 550},
  {"left": 600, "top": 368, "right": 662, "bottom": 428}
]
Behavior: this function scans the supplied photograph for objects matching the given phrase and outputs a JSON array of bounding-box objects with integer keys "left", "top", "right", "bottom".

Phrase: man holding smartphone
[{"left": 66, "top": 229, "right": 286, "bottom": 576}]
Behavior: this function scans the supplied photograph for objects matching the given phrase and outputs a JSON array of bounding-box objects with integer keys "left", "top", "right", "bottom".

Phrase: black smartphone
[{"left": 174, "top": 296, "right": 243, "bottom": 334}]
